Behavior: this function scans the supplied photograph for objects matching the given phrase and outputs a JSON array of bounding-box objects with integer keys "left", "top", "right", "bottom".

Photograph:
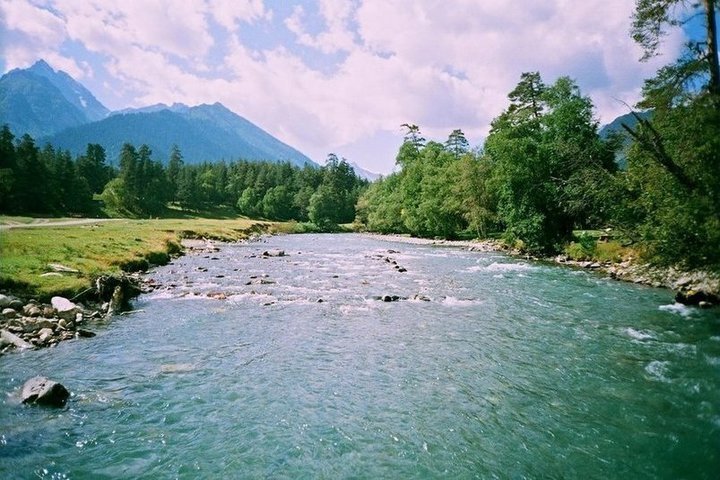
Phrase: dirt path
[{"left": 0, "top": 218, "right": 119, "bottom": 230}]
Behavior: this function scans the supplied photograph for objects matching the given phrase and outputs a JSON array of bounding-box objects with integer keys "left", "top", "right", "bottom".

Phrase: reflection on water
[{"left": 1, "top": 234, "right": 719, "bottom": 479}]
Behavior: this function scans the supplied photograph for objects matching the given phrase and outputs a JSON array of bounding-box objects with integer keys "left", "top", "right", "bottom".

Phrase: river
[{"left": 1, "top": 234, "right": 719, "bottom": 479}]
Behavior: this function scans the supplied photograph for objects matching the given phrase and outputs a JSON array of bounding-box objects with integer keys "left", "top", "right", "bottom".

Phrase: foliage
[
  {"left": 485, "top": 73, "right": 617, "bottom": 253},
  {"left": 0, "top": 130, "right": 368, "bottom": 229},
  {"left": 358, "top": 75, "right": 617, "bottom": 252},
  {"left": 0, "top": 127, "right": 97, "bottom": 215},
  {"left": 619, "top": 0, "right": 720, "bottom": 268}
]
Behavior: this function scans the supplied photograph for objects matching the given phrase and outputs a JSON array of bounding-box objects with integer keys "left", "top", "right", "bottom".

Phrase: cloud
[
  {"left": 207, "top": 0, "right": 272, "bottom": 31},
  {"left": 285, "top": 0, "right": 356, "bottom": 54},
  {"left": 0, "top": 0, "right": 688, "bottom": 173}
]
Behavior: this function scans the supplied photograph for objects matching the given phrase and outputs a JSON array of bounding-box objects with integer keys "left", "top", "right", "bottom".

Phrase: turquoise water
[{"left": 1, "top": 234, "right": 719, "bottom": 479}]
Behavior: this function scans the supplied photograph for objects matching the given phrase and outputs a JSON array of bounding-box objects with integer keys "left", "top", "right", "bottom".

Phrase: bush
[{"left": 565, "top": 233, "right": 597, "bottom": 260}]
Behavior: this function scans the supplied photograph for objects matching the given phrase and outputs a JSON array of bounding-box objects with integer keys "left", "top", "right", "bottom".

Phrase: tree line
[
  {"left": 0, "top": 128, "right": 112, "bottom": 215},
  {"left": 0, "top": 130, "right": 368, "bottom": 228},
  {"left": 357, "top": 0, "right": 719, "bottom": 269}
]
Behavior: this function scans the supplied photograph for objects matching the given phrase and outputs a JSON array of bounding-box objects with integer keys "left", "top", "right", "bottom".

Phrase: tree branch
[{"left": 621, "top": 112, "right": 696, "bottom": 190}]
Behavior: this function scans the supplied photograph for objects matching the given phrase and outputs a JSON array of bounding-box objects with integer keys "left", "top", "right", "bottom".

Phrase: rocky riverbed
[
  {"left": 364, "top": 233, "right": 720, "bottom": 307},
  {"left": 0, "top": 238, "right": 234, "bottom": 355}
]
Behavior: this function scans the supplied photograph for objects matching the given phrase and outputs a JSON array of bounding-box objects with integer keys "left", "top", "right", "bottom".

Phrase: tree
[
  {"left": 632, "top": 0, "right": 719, "bottom": 95},
  {"left": 236, "top": 186, "right": 262, "bottom": 217},
  {"left": 167, "top": 144, "right": 184, "bottom": 201},
  {"left": 77, "top": 144, "right": 111, "bottom": 194},
  {"left": 486, "top": 73, "right": 616, "bottom": 252},
  {"left": 308, "top": 185, "right": 340, "bottom": 229},
  {"left": 262, "top": 185, "right": 295, "bottom": 220},
  {"left": 449, "top": 153, "right": 497, "bottom": 237},
  {"left": 396, "top": 124, "right": 425, "bottom": 170},
  {"left": 619, "top": 0, "right": 720, "bottom": 267},
  {"left": 14, "top": 134, "right": 50, "bottom": 213},
  {"left": 0, "top": 125, "right": 16, "bottom": 209},
  {"left": 445, "top": 129, "right": 469, "bottom": 158},
  {"left": 356, "top": 173, "right": 406, "bottom": 233}
]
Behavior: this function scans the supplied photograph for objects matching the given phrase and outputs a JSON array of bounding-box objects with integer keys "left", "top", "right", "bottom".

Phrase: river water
[{"left": 1, "top": 234, "right": 719, "bottom": 479}]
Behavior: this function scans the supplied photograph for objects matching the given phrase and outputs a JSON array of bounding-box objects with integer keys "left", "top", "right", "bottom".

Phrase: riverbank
[
  {"left": 0, "top": 217, "right": 291, "bottom": 354},
  {"left": 363, "top": 233, "right": 720, "bottom": 307},
  {"left": 0, "top": 217, "right": 286, "bottom": 299}
]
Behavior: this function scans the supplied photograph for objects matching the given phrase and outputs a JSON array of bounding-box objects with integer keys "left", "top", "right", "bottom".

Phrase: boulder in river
[
  {"left": 21, "top": 376, "right": 70, "bottom": 407},
  {"left": 381, "top": 295, "right": 404, "bottom": 302},
  {"left": 37, "top": 327, "right": 54, "bottom": 344},
  {"left": 675, "top": 289, "right": 715, "bottom": 306},
  {"left": 262, "top": 249, "right": 286, "bottom": 257}
]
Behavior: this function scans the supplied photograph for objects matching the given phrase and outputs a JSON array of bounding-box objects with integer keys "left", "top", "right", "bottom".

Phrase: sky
[{"left": 0, "top": 0, "right": 688, "bottom": 174}]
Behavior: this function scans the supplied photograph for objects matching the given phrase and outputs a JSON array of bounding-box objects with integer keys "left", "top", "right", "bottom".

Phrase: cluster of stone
[{"left": 0, "top": 294, "right": 99, "bottom": 354}]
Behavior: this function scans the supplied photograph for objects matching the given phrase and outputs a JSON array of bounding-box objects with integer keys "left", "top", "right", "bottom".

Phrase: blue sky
[{"left": 0, "top": 1, "right": 689, "bottom": 173}]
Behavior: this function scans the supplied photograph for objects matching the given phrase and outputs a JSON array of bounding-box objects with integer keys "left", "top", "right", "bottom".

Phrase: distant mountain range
[
  {"left": 0, "top": 60, "right": 316, "bottom": 167},
  {"left": 349, "top": 162, "right": 381, "bottom": 181}
]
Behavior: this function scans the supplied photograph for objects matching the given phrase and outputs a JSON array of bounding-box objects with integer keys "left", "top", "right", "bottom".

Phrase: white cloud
[
  {"left": 207, "top": 0, "right": 272, "bottom": 31},
  {"left": 285, "top": 0, "right": 356, "bottom": 53}
]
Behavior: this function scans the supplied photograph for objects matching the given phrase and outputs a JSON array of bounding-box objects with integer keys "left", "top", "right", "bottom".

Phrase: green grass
[{"left": 0, "top": 216, "right": 285, "bottom": 300}]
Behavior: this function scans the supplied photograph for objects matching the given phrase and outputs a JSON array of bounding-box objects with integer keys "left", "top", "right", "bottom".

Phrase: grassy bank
[{"left": 0, "top": 217, "right": 290, "bottom": 300}]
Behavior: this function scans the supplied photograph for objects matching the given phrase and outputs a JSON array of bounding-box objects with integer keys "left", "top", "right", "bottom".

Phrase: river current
[{"left": 1, "top": 234, "right": 719, "bottom": 479}]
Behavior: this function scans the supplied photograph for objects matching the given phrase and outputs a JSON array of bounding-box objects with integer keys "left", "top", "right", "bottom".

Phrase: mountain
[
  {"left": 2, "top": 60, "right": 316, "bottom": 166},
  {"left": 0, "top": 60, "right": 108, "bottom": 137},
  {"left": 350, "top": 162, "right": 381, "bottom": 181},
  {"left": 43, "top": 102, "right": 317, "bottom": 167},
  {"left": 26, "top": 60, "right": 108, "bottom": 121},
  {"left": 599, "top": 110, "right": 652, "bottom": 169}
]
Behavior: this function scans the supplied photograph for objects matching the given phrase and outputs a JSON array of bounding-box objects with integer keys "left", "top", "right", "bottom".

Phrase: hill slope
[
  {"left": 0, "top": 60, "right": 108, "bottom": 137},
  {"left": 44, "top": 103, "right": 317, "bottom": 167},
  {"left": 599, "top": 110, "right": 652, "bottom": 169}
]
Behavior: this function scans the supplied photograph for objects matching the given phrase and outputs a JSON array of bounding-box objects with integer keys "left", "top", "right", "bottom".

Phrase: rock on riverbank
[
  {"left": 0, "top": 274, "right": 147, "bottom": 355},
  {"left": 0, "top": 294, "right": 100, "bottom": 354}
]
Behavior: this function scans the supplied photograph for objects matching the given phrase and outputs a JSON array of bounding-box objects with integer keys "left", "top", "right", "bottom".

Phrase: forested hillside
[{"left": 0, "top": 128, "right": 366, "bottom": 228}]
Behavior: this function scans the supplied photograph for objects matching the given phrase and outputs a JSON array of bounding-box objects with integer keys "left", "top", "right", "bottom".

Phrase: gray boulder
[
  {"left": 0, "top": 329, "right": 33, "bottom": 349},
  {"left": 0, "top": 294, "right": 12, "bottom": 308},
  {"left": 262, "top": 249, "right": 286, "bottom": 257},
  {"left": 21, "top": 376, "right": 70, "bottom": 407},
  {"left": 51, "top": 296, "right": 78, "bottom": 320},
  {"left": 23, "top": 305, "right": 42, "bottom": 317},
  {"left": 9, "top": 299, "right": 24, "bottom": 310},
  {"left": 37, "top": 328, "right": 54, "bottom": 344}
]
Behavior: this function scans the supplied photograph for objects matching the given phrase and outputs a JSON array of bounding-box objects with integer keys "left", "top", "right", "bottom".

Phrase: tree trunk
[{"left": 706, "top": 0, "right": 720, "bottom": 95}]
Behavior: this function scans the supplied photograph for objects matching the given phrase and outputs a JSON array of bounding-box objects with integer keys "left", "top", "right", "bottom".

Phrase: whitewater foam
[
  {"left": 645, "top": 360, "right": 672, "bottom": 383},
  {"left": 625, "top": 327, "right": 656, "bottom": 341},
  {"left": 659, "top": 303, "right": 694, "bottom": 317}
]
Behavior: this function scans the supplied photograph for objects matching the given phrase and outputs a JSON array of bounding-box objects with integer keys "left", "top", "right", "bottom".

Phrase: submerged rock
[
  {"left": 262, "top": 249, "right": 286, "bottom": 257},
  {"left": 381, "top": 295, "right": 403, "bottom": 302},
  {"left": 21, "top": 376, "right": 70, "bottom": 407}
]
